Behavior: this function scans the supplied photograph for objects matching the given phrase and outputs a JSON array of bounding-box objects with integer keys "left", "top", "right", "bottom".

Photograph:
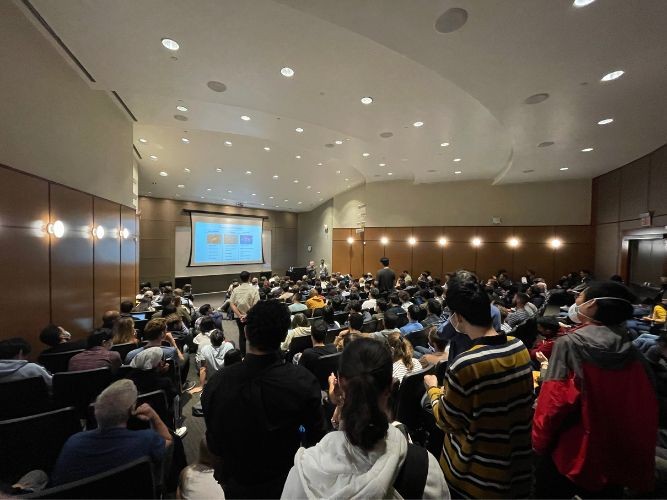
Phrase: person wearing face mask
[
  {"left": 533, "top": 281, "right": 658, "bottom": 498},
  {"left": 424, "top": 272, "right": 534, "bottom": 499}
]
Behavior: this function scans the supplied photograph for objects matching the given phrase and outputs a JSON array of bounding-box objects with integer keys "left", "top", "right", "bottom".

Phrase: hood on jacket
[
  {"left": 0, "top": 359, "right": 29, "bottom": 377},
  {"left": 291, "top": 424, "right": 407, "bottom": 499},
  {"left": 568, "top": 323, "right": 636, "bottom": 370}
]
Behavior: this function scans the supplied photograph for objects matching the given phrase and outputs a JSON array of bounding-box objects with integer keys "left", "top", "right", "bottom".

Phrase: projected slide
[{"left": 189, "top": 212, "right": 264, "bottom": 266}]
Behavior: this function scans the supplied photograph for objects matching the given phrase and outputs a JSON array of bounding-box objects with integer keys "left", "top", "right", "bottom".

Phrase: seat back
[
  {"left": 395, "top": 312, "right": 408, "bottom": 328},
  {"left": 333, "top": 311, "right": 348, "bottom": 325},
  {"left": 395, "top": 364, "right": 436, "bottom": 436},
  {"left": 110, "top": 343, "right": 137, "bottom": 363},
  {"left": 137, "top": 389, "right": 172, "bottom": 429},
  {"left": 38, "top": 350, "right": 84, "bottom": 374},
  {"left": 53, "top": 368, "right": 113, "bottom": 416},
  {"left": 513, "top": 317, "right": 538, "bottom": 349},
  {"left": 361, "top": 318, "right": 378, "bottom": 333},
  {"left": 25, "top": 456, "right": 156, "bottom": 499},
  {"left": 405, "top": 329, "right": 428, "bottom": 349},
  {"left": 287, "top": 335, "right": 313, "bottom": 361},
  {"left": 0, "top": 407, "right": 81, "bottom": 483},
  {"left": 312, "top": 352, "right": 342, "bottom": 391},
  {"left": 0, "top": 377, "right": 50, "bottom": 419},
  {"left": 325, "top": 327, "right": 342, "bottom": 345}
]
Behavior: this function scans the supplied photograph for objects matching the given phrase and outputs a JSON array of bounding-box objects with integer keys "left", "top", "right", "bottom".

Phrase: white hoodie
[{"left": 281, "top": 425, "right": 450, "bottom": 499}]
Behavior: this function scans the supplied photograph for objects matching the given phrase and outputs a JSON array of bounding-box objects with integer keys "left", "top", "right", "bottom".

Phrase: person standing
[
  {"left": 230, "top": 271, "right": 260, "bottom": 357},
  {"left": 306, "top": 260, "right": 316, "bottom": 280},
  {"left": 318, "top": 258, "right": 329, "bottom": 279},
  {"left": 376, "top": 257, "right": 396, "bottom": 297}
]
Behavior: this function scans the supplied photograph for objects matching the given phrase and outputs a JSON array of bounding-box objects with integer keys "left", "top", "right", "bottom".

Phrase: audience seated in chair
[
  {"left": 282, "top": 338, "right": 450, "bottom": 499},
  {"left": 0, "top": 337, "right": 52, "bottom": 386},
  {"left": 500, "top": 292, "right": 533, "bottom": 332},
  {"left": 374, "top": 310, "right": 401, "bottom": 343},
  {"left": 39, "top": 324, "right": 86, "bottom": 356},
  {"left": 68, "top": 329, "right": 121, "bottom": 373},
  {"left": 418, "top": 327, "right": 449, "bottom": 367},
  {"left": 202, "top": 300, "right": 325, "bottom": 499},
  {"left": 281, "top": 313, "right": 311, "bottom": 351},
  {"left": 195, "top": 329, "right": 234, "bottom": 387},
  {"left": 334, "top": 313, "right": 367, "bottom": 350},
  {"left": 298, "top": 319, "right": 337, "bottom": 372},
  {"left": 112, "top": 316, "right": 138, "bottom": 345},
  {"left": 50, "top": 379, "right": 172, "bottom": 486},
  {"left": 387, "top": 332, "right": 421, "bottom": 383},
  {"left": 400, "top": 304, "right": 424, "bottom": 336},
  {"left": 305, "top": 288, "right": 325, "bottom": 311},
  {"left": 421, "top": 299, "right": 443, "bottom": 328},
  {"left": 101, "top": 310, "right": 120, "bottom": 330},
  {"left": 529, "top": 316, "right": 568, "bottom": 362},
  {"left": 288, "top": 292, "right": 308, "bottom": 315}
]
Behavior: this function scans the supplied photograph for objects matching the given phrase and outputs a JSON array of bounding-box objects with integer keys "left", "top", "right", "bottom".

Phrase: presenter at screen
[{"left": 229, "top": 271, "right": 260, "bottom": 356}]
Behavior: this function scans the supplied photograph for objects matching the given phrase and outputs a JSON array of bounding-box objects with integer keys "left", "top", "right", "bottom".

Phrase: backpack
[{"left": 393, "top": 443, "right": 429, "bottom": 499}]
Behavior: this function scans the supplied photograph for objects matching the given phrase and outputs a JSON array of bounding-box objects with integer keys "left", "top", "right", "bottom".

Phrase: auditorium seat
[
  {"left": 110, "top": 342, "right": 136, "bottom": 363},
  {"left": 333, "top": 311, "right": 348, "bottom": 325},
  {"left": 394, "top": 364, "right": 436, "bottom": 444},
  {"left": 361, "top": 318, "right": 378, "bottom": 333},
  {"left": 86, "top": 389, "right": 169, "bottom": 431},
  {"left": 0, "top": 407, "right": 81, "bottom": 484},
  {"left": 311, "top": 352, "right": 342, "bottom": 391},
  {"left": 395, "top": 312, "right": 409, "bottom": 328},
  {"left": 0, "top": 377, "right": 51, "bottom": 419},
  {"left": 53, "top": 368, "right": 114, "bottom": 417},
  {"left": 38, "top": 350, "right": 84, "bottom": 374},
  {"left": 325, "top": 327, "right": 342, "bottom": 345},
  {"left": 23, "top": 456, "right": 157, "bottom": 499},
  {"left": 287, "top": 335, "right": 313, "bottom": 362},
  {"left": 513, "top": 317, "right": 538, "bottom": 349}
]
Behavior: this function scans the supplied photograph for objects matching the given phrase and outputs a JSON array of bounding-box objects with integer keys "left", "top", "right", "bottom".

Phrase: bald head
[{"left": 102, "top": 310, "right": 120, "bottom": 329}]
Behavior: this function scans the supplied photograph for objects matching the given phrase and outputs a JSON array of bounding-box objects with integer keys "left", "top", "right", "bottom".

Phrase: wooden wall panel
[
  {"left": 442, "top": 227, "right": 477, "bottom": 243},
  {"left": 477, "top": 243, "right": 513, "bottom": 281},
  {"left": 555, "top": 243, "right": 595, "bottom": 280},
  {"left": 385, "top": 244, "right": 412, "bottom": 276},
  {"left": 412, "top": 244, "right": 443, "bottom": 279},
  {"left": 0, "top": 168, "right": 50, "bottom": 227},
  {"left": 120, "top": 207, "right": 137, "bottom": 302},
  {"left": 513, "top": 244, "right": 555, "bottom": 284},
  {"left": 519, "top": 226, "right": 556, "bottom": 244},
  {"left": 384, "top": 227, "right": 412, "bottom": 243},
  {"left": 477, "top": 226, "right": 515, "bottom": 243},
  {"left": 332, "top": 228, "right": 352, "bottom": 241},
  {"left": 350, "top": 241, "right": 364, "bottom": 278},
  {"left": 332, "top": 240, "right": 351, "bottom": 275},
  {"left": 363, "top": 241, "right": 385, "bottom": 275},
  {"left": 50, "top": 185, "right": 94, "bottom": 338},
  {"left": 412, "top": 227, "right": 443, "bottom": 242},
  {"left": 443, "top": 242, "right": 476, "bottom": 274},
  {"left": 93, "top": 198, "right": 121, "bottom": 324},
  {"left": 363, "top": 227, "right": 385, "bottom": 241}
]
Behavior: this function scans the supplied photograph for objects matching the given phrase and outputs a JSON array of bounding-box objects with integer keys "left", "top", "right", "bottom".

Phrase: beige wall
[
  {"left": 0, "top": 1, "right": 134, "bottom": 207},
  {"left": 139, "top": 197, "right": 297, "bottom": 291},
  {"left": 332, "top": 179, "right": 591, "bottom": 228},
  {"left": 296, "top": 199, "right": 334, "bottom": 265},
  {"left": 592, "top": 144, "right": 667, "bottom": 279}
]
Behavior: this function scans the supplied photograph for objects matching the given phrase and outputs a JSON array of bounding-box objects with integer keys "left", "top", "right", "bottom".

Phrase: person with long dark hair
[{"left": 281, "top": 337, "right": 449, "bottom": 499}]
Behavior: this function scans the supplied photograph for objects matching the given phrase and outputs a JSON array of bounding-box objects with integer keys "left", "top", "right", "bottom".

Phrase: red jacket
[{"left": 533, "top": 323, "right": 657, "bottom": 492}]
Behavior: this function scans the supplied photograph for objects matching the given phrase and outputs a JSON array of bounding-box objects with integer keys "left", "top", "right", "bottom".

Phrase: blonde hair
[
  {"left": 387, "top": 332, "right": 414, "bottom": 371},
  {"left": 112, "top": 317, "right": 135, "bottom": 344}
]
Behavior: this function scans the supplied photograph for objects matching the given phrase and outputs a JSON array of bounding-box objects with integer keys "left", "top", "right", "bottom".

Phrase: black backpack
[{"left": 393, "top": 442, "right": 429, "bottom": 499}]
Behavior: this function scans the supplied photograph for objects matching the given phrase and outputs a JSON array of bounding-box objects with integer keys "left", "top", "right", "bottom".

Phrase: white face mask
[
  {"left": 568, "top": 297, "right": 632, "bottom": 324},
  {"left": 450, "top": 313, "right": 465, "bottom": 334}
]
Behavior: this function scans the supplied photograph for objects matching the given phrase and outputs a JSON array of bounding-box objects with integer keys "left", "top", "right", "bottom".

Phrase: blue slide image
[{"left": 192, "top": 221, "right": 262, "bottom": 265}]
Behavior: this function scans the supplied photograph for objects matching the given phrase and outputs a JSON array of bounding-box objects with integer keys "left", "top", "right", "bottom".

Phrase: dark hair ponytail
[{"left": 339, "top": 338, "right": 392, "bottom": 450}]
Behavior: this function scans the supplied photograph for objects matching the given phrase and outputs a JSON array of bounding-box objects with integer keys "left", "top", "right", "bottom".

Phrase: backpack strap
[{"left": 393, "top": 443, "right": 429, "bottom": 499}]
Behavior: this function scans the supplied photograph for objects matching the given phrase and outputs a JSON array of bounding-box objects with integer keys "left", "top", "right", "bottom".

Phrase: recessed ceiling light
[
  {"left": 280, "top": 67, "right": 295, "bottom": 77},
  {"left": 560, "top": 167, "right": 569, "bottom": 171},
  {"left": 538, "top": 141, "right": 555, "bottom": 148},
  {"left": 440, "top": 142, "right": 450, "bottom": 147},
  {"left": 161, "top": 38, "right": 180, "bottom": 51},
  {"left": 240, "top": 115, "right": 251, "bottom": 121},
  {"left": 453, "top": 158, "right": 461, "bottom": 162},
  {"left": 295, "top": 127, "right": 304, "bottom": 133},
  {"left": 295, "top": 155, "right": 301, "bottom": 159},
  {"left": 216, "top": 168, "right": 222, "bottom": 172},
  {"left": 435, "top": 7, "right": 469, "bottom": 33},
  {"left": 317, "top": 162, "right": 323, "bottom": 166},
  {"left": 306, "top": 185, "right": 311, "bottom": 189},
  {"left": 380, "top": 237, "right": 389, "bottom": 245},
  {"left": 176, "top": 105, "right": 188, "bottom": 112},
  {"left": 387, "top": 172, "right": 393, "bottom": 176},
  {"left": 344, "top": 178, "right": 349, "bottom": 181},
  {"left": 581, "top": 147, "right": 594, "bottom": 152},
  {"left": 224, "top": 141, "right": 232, "bottom": 146},
  {"left": 138, "top": 138, "right": 148, "bottom": 143},
  {"left": 601, "top": 70, "right": 624, "bottom": 82},
  {"left": 177, "top": 184, "right": 185, "bottom": 188},
  {"left": 573, "top": 0, "right": 596, "bottom": 6},
  {"left": 413, "top": 121, "right": 424, "bottom": 127},
  {"left": 298, "top": 201, "right": 302, "bottom": 205},
  {"left": 524, "top": 93, "right": 550, "bottom": 105},
  {"left": 159, "top": 171, "right": 168, "bottom": 177},
  {"left": 362, "top": 153, "right": 370, "bottom": 157},
  {"left": 361, "top": 96, "right": 373, "bottom": 105},
  {"left": 261, "top": 203, "right": 265, "bottom": 206},
  {"left": 174, "top": 115, "right": 188, "bottom": 122},
  {"left": 201, "top": 196, "right": 205, "bottom": 199},
  {"left": 284, "top": 199, "right": 289, "bottom": 202},
  {"left": 597, "top": 118, "right": 614, "bottom": 125},
  {"left": 272, "top": 175, "right": 279, "bottom": 179},
  {"left": 454, "top": 170, "right": 462, "bottom": 174},
  {"left": 293, "top": 179, "right": 299, "bottom": 183},
  {"left": 264, "top": 146, "right": 271, "bottom": 151},
  {"left": 184, "top": 168, "right": 191, "bottom": 173},
  {"left": 379, "top": 163, "right": 386, "bottom": 167},
  {"left": 245, "top": 170, "right": 252, "bottom": 175},
  {"left": 275, "top": 205, "right": 279, "bottom": 208},
  {"left": 335, "top": 140, "right": 343, "bottom": 145},
  {"left": 251, "top": 193, "right": 256, "bottom": 196},
  {"left": 269, "top": 196, "right": 274, "bottom": 199},
  {"left": 149, "top": 155, "right": 158, "bottom": 160},
  {"left": 227, "top": 190, "right": 232, "bottom": 193},
  {"left": 181, "top": 137, "right": 190, "bottom": 143},
  {"left": 207, "top": 81, "right": 227, "bottom": 92},
  {"left": 316, "top": 191, "right": 321, "bottom": 194},
  {"left": 207, "top": 188, "right": 212, "bottom": 191},
  {"left": 336, "top": 170, "right": 341, "bottom": 174}
]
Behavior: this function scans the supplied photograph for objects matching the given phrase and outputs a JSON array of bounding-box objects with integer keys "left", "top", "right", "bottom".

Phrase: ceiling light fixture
[
  {"left": 177, "top": 184, "right": 185, "bottom": 188},
  {"left": 176, "top": 105, "right": 188, "bottom": 112},
  {"left": 295, "top": 127, "right": 303, "bottom": 133},
  {"left": 601, "top": 70, "right": 624, "bottom": 82},
  {"left": 387, "top": 172, "right": 393, "bottom": 176},
  {"left": 380, "top": 237, "right": 389, "bottom": 245},
  {"left": 216, "top": 168, "right": 222, "bottom": 172},
  {"left": 207, "top": 188, "right": 212, "bottom": 191},
  {"left": 317, "top": 162, "right": 323, "bottom": 166},
  {"left": 121, "top": 228, "right": 130, "bottom": 239},
  {"left": 453, "top": 158, "right": 461, "bottom": 162},
  {"left": 251, "top": 193, "right": 256, "bottom": 196},
  {"left": 227, "top": 190, "right": 232, "bottom": 193},
  {"left": 361, "top": 97, "right": 373, "bottom": 105},
  {"left": 560, "top": 167, "right": 569, "bottom": 171},
  {"left": 273, "top": 175, "right": 279, "bottom": 179},
  {"left": 138, "top": 138, "right": 148, "bottom": 143},
  {"left": 159, "top": 171, "right": 168, "bottom": 176},
  {"left": 362, "top": 153, "right": 370, "bottom": 157},
  {"left": 440, "top": 142, "right": 450, "bottom": 147},
  {"left": 280, "top": 67, "right": 295, "bottom": 77},
  {"left": 293, "top": 179, "right": 299, "bottom": 183},
  {"left": 335, "top": 140, "right": 343, "bottom": 145},
  {"left": 184, "top": 168, "right": 191, "bottom": 173},
  {"left": 573, "top": 0, "right": 596, "bottom": 6},
  {"left": 581, "top": 147, "right": 594, "bottom": 152},
  {"left": 336, "top": 170, "right": 341, "bottom": 174},
  {"left": 295, "top": 155, "right": 301, "bottom": 159},
  {"left": 161, "top": 38, "right": 180, "bottom": 51},
  {"left": 181, "top": 137, "right": 190, "bottom": 143},
  {"left": 269, "top": 196, "right": 274, "bottom": 199},
  {"left": 454, "top": 171, "right": 462, "bottom": 174},
  {"left": 240, "top": 115, "right": 251, "bottom": 121},
  {"left": 245, "top": 170, "right": 252, "bottom": 175},
  {"left": 149, "top": 155, "right": 158, "bottom": 160},
  {"left": 597, "top": 118, "right": 614, "bottom": 125},
  {"left": 224, "top": 141, "right": 232, "bottom": 146},
  {"left": 306, "top": 185, "right": 311, "bottom": 189},
  {"left": 264, "top": 146, "right": 271, "bottom": 151},
  {"left": 93, "top": 225, "right": 105, "bottom": 239},
  {"left": 413, "top": 121, "right": 424, "bottom": 127}
]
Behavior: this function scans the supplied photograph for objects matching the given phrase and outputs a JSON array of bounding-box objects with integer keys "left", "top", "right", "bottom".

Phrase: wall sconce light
[
  {"left": 408, "top": 237, "right": 417, "bottom": 246},
  {"left": 508, "top": 237, "right": 520, "bottom": 248},
  {"left": 438, "top": 237, "right": 448, "bottom": 246},
  {"left": 380, "top": 236, "right": 389, "bottom": 245},
  {"left": 47, "top": 220, "right": 65, "bottom": 238},
  {"left": 121, "top": 227, "right": 130, "bottom": 239},
  {"left": 346, "top": 236, "right": 354, "bottom": 244},
  {"left": 93, "top": 225, "right": 105, "bottom": 239},
  {"left": 471, "top": 237, "right": 482, "bottom": 247},
  {"left": 549, "top": 238, "right": 562, "bottom": 249}
]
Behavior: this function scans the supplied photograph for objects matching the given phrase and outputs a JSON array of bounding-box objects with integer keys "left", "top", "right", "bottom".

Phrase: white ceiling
[{"left": 25, "top": 0, "right": 667, "bottom": 212}]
